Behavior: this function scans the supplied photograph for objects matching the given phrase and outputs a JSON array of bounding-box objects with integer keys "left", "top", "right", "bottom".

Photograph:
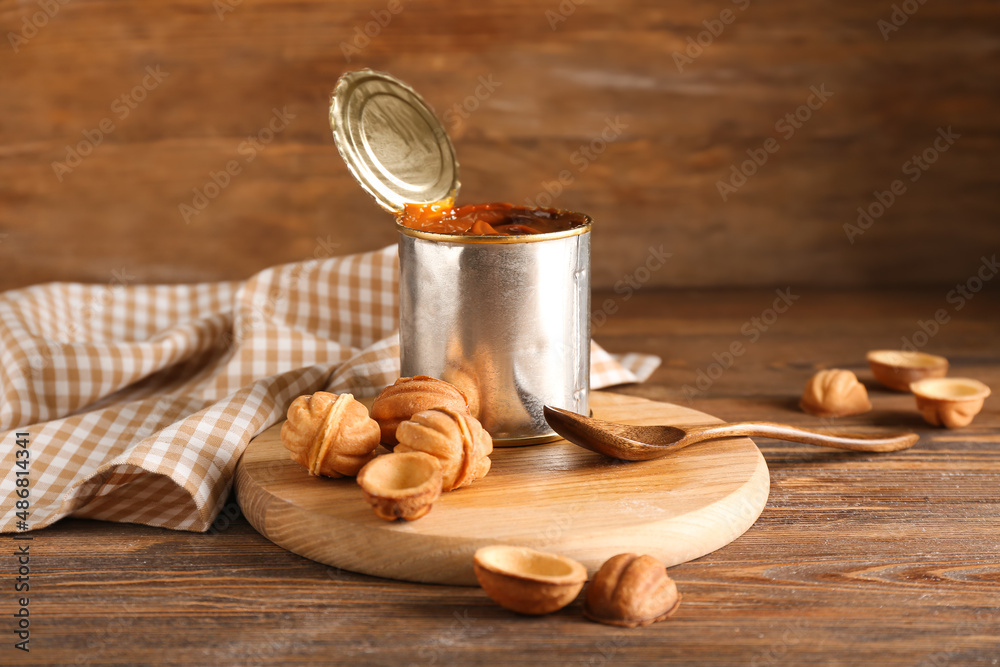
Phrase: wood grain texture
[
  {"left": 235, "top": 391, "right": 770, "bottom": 584},
  {"left": 1, "top": 1, "right": 998, "bottom": 292},
  {"left": 14, "top": 289, "right": 1000, "bottom": 665}
]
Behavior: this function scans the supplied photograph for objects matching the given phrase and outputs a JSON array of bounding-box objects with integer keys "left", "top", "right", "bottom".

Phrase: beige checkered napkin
[{"left": 0, "top": 246, "right": 661, "bottom": 533}]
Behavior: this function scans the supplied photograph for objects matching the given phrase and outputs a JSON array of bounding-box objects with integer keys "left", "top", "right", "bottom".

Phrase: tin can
[
  {"left": 330, "top": 69, "right": 591, "bottom": 444},
  {"left": 398, "top": 220, "right": 590, "bottom": 445}
]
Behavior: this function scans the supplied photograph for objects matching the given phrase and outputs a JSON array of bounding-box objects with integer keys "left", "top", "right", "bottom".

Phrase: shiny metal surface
[
  {"left": 329, "top": 69, "right": 459, "bottom": 213},
  {"left": 399, "top": 225, "right": 591, "bottom": 444}
]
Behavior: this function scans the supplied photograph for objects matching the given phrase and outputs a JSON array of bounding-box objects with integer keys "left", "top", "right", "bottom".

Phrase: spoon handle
[{"left": 684, "top": 421, "right": 919, "bottom": 452}]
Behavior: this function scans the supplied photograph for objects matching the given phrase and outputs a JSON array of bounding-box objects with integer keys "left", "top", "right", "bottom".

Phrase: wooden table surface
[{"left": 14, "top": 289, "right": 1000, "bottom": 666}]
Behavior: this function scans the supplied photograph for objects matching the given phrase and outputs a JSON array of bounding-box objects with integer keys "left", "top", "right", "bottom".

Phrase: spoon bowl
[{"left": 543, "top": 406, "right": 919, "bottom": 461}]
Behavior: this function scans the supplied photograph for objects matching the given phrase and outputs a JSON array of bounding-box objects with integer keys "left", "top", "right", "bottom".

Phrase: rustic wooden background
[{"left": 0, "top": 0, "right": 997, "bottom": 292}]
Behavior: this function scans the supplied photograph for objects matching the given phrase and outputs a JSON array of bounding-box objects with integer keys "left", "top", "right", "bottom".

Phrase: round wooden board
[{"left": 235, "top": 391, "right": 770, "bottom": 585}]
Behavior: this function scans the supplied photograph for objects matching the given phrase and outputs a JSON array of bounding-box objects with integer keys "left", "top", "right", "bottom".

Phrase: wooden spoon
[{"left": 543, "top": 406, "right": 919, "bottom": 461}]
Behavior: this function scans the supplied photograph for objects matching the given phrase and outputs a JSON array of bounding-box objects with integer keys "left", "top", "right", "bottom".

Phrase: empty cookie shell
[
  {"left": 867, "top": 350, "right": 948, "bottom": 392},
  {"left": 473, "top": 545, "right": 587, "bottom": 615},
  {"left": 356, "top": 451, "right": 443, "bottom": 521},
  {"left": 910, "top": 377, "right": 991, "bottom": 429}
]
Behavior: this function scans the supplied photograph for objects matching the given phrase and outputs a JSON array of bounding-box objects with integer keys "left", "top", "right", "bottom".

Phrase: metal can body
[{"left": 398, "top": 224, "right": 591, "bottom": 445}]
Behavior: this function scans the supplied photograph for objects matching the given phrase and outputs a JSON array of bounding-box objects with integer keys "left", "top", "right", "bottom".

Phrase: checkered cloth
[{"left": 0, "top": 246, "right": 660, "bottom": 533}]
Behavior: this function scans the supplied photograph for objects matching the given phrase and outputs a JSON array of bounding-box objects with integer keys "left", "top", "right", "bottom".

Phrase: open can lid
[{"left": 329, "top": 69, "right": 460, "bottom": 213}]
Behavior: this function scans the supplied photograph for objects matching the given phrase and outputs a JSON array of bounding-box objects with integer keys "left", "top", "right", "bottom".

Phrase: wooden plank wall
[{"left": 0, "top": 0, "right": 997, "bottom": 291}]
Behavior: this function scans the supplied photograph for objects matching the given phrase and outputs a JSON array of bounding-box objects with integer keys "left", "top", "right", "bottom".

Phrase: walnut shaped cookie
[
  {"left": 800, "top": 369, "right": 872, "bottom": 418},
  {"left": 370, "top": 376, "right": 472, "bottom": 447},
  {"left": 583, "top": 554, "right": 681, "bottom": 628},
  {"left": 280, "top": 392, "right": 381, "bottom": 478},
  {"left": 394, "top": 408, "right": 492, "bottom": 491}
]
